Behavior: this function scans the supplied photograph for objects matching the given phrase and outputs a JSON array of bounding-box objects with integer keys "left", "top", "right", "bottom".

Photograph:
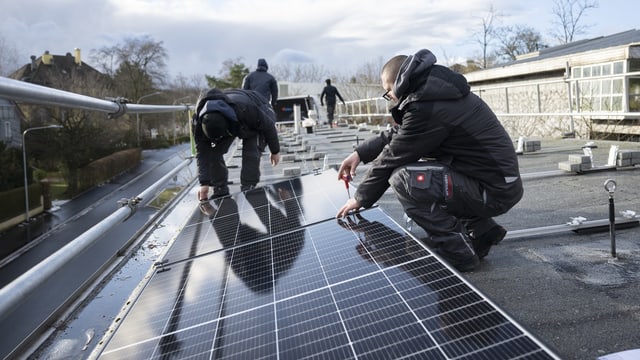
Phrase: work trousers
[
  {"left": 326, "top": 103, "right": 336, "bottom": 125},
  {"left": 208, "top": 135, "right": 262, "bottom": 192},
  {"left": 389, "top": 162, "right": 508, "bottom": 257}
]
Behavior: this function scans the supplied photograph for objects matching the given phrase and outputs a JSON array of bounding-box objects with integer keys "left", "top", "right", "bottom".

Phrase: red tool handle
[{"left": 342, "top": 174, "right": 351, "bottom": 189}]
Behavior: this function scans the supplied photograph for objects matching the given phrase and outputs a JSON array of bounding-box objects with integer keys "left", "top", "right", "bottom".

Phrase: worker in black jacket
[
  {"left": 320, "top": 78, "right": 345, "bottom": 127},
  {"left": 193, "top": 88, "right": 280, "bottom": 200},
  {"left": 336, "top": 49, "right": 523, "bottom": 272},
  {"left": 242, "top": 58, "right": 278, "bottom": 108}
]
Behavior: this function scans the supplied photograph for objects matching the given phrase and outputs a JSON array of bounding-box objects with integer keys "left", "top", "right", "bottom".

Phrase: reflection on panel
[{"left": 94, "top": 171, "right": 560, "bottom": 360}]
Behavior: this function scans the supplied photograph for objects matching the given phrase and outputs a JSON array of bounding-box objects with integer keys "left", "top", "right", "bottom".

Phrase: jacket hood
[
  {"left": 198, "top": 98, "right": 239, "bottom": 138},
  {"left": 393, "top": 49, "right": 470, "bottom": 109},
  {"left": 198, "top": 99, "right": 237, "bottom": 123},
  {"left": 257, "top": 58, "right": 268, "bottom": 71}
]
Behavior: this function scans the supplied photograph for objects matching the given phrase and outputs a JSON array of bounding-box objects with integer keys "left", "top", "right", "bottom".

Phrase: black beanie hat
[
  {"left": 198, "top": 98, "right": 237, "bottom": 141},
  {"left": 201, "top": 112, "right": 230, "bottom": 140}
]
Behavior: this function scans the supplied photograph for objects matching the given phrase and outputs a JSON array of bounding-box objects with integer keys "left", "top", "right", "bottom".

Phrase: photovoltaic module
[{"left": 91, "top": 170, "right": 560, "bottom": 359}]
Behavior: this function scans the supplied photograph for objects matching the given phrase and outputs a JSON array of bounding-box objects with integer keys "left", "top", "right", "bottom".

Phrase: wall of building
[
  {"left": 473, "top": 78, "right": 584, "bottom": 139},
  {"left": 0, "top": 99, "right": 22, "bottom": 148},
  {"left": 465, "top": 37, "right": 640, "bottom": 141}
]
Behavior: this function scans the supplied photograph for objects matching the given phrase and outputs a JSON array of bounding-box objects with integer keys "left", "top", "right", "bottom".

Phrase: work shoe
[
  {"left": 424, "top": 230, "right": 480, "bottom": 273},
  {"left": 471, "top": 225, "right": 507, "bottom": 259}
]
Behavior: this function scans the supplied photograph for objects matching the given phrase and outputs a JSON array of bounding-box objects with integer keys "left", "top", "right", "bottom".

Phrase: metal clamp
[
  {"left": 107, "top": 97, "right": 129, "bottom": 119},
  {"left": 117, "top": 196, "right": 142, "bottom": 220}
]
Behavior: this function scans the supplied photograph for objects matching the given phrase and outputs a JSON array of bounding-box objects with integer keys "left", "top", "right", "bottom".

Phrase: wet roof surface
[{"left": 34, "top": 126, "right": 640, "bottom": 360}]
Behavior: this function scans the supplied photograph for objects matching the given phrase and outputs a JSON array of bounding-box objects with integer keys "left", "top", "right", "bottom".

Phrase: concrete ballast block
[
  {"left": 558, "top": 161, "right": 581, "bottom": 172},
  {"left": 568, "top": 154, "right": 591, "bottom": 164},
  {"left": 283, "top": 167, "right": 301, "bottom": 176}
]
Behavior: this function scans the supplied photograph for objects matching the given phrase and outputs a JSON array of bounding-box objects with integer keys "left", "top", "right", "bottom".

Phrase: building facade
[
  {"left": 0, "top": 98, "right": 23, "bottom": 148},
  {"left": 465, "top": 29, "right": 640, "bottom": 141}
]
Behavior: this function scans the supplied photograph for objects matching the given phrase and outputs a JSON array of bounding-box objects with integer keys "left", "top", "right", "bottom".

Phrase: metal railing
[
  {"left": 337, "top": 97, "right": 391, "bottom": 124},
  {"left": 333, "top": 87, "right": 640, "bottom": 139},
  {"left": 0, "top": 76, "right": 191, "bottom": 117},
  {"left": 0, "top": 76, "right": 195, "bottom": 320}
]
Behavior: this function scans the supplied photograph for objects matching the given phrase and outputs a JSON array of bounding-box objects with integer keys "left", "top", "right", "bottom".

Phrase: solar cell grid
[{"left": 93, "top": 171, "right": 560, "bottom": 360}]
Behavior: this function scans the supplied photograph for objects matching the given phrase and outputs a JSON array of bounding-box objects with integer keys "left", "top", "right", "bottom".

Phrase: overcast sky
[{"left": 1, "top": 0, "right": 638, "bottom": 81}]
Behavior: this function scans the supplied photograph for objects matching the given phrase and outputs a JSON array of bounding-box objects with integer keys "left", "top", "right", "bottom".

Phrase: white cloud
[
  {"left": 2, "top": 0, "right": 639, "bottom": 80},
  {"left": 272, "top": 49, "right": 316, "bottom": 64}
]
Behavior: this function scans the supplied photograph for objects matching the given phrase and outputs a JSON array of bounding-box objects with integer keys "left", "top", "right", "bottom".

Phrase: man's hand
[
  {"left": 198, "top": 185, "right": 209, "bottom": 201},
  {"left": 336, "top": 198, "right": 361, "bottom": 218},
  {"left": 270, "top": 153, "right": 281, "bottom": 166},
  {"left": 337, "top": 151, "right": 360, "bottom": 181}
]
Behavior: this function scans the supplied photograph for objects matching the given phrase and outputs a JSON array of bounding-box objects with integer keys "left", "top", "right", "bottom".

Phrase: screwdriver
[{"left": 342, "top": 174, "right": 352, "bottom": 198}]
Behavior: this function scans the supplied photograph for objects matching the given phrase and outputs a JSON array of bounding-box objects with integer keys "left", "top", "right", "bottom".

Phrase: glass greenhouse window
[
  {"left": 613, "top": 61, "right": 624, "bottom": 74},
  {"left": 573, "top": 68, "right": 582, "bottom": 78},
  {"left": 613, "top": 79, "right": 623, "bottom": 93},
  {"left": 575, "top": 77, "right": 625, "bottom": 112},
  {"left": 602, "top": 79, "right": 612, "bottom": 95},
  {"left": 611, "top": 96, "right": 623, "bottom": 111},
  {"left": 629, "top": 78, "right": 640, "bottom": 111}
]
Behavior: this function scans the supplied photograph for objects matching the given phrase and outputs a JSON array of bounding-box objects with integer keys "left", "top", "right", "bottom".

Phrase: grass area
[
  {"left": 50, "top": 182, "right": 69, "bottom": 200},
  {"left": 148, "top": 186, "right": 184, "bottom": 209},
  {"left": 43, "top": 171, "right": 69, "bottom": 200}
]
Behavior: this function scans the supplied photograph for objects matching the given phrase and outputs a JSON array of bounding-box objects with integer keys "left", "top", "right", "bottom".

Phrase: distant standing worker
[
  {"left": 242, "top": 58, "right": 278, "bottom": 109},
  {"left": 320, "top": 79, "right": 345, "bottom": 128}
]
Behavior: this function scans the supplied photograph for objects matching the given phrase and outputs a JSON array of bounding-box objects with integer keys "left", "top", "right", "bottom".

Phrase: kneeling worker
[{"left": 336, "top": 49, "right": 523, "bottom": 272}]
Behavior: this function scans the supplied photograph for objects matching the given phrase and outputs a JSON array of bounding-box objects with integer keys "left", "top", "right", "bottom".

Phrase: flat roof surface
[{"left": 33, "top": 124, "right": 640, "bottom": 360}]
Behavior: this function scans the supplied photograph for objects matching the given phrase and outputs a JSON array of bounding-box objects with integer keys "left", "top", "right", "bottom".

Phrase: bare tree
[
  {"left": 91, "top": 35, "right": 168, "bottom": 100},
  {"left": 550, "top": 0, "right": 598, "bottom": 44},
  {"left": 271, "top": 63, "right": 330, "bottom": 83},
  {"left": 170, "top": 73, "right": 208, "bottom": 94},
  {"left": 472, "top": 3, "right": 502, "bottom": 69},
  {"left": 349, "top": 57, "right": 385, "bottom": 85},
  {"left": 494, "top": 25, "right": 546, "bottom": 62},
  {"left": 0, "top": 34, "right": 21, "bottom": 76}
]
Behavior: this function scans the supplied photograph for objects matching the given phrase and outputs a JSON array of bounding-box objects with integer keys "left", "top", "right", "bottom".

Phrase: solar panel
[{"left": 92, "top": 171, "right": 561, "bottom": 359}]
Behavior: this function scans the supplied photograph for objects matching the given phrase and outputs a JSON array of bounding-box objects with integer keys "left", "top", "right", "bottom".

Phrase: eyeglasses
[{"left": 382, "top": 90, "right": 392, "bottom": 101}]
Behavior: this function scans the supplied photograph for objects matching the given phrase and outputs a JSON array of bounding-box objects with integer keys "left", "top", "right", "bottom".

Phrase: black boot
[
  {"left": 424, "top": 229, "right": 479, "bottom": 273},
  {"left": 471, "top": 225, "right": 507, "bottom": 259}
]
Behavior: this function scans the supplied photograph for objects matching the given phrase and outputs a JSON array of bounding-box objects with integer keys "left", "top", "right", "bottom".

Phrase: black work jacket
[{"left": 354, "top": 63, "right": 522, "bottom": 210}]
